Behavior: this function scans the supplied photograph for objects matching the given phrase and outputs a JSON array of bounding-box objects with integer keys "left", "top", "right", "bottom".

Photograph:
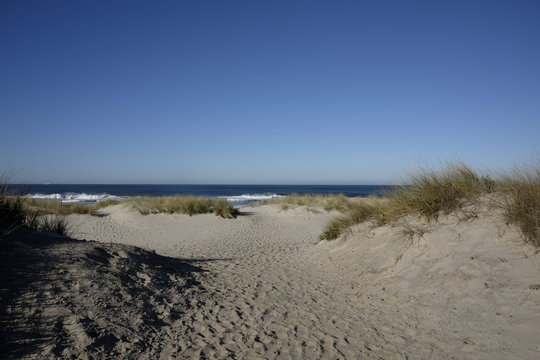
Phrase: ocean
[{"left": 8, "top": 184, "right": 392, "bottom": 207}]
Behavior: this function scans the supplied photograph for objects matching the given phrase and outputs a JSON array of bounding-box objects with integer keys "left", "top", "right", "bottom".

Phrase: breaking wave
[
  {"left": 26, "top": 192, "right": 283, "bottom": 206},
  {"left": 224, "top": 193, "right": 284, "bottom": 203},
  {"left": 27, "top": 193, "right": 123, "bottom": 204}
]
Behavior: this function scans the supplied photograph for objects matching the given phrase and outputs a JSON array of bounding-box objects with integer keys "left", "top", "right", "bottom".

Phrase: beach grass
[
  {"left": 0, "top": 184, "right": 27, "bottom": 234},
  {"left": 272, "top": 194, "right": 356, "bottom": 212},
  {"left": 499, "top": 162, "right": 540, "bottom": 247},
  {"left": 0, "top": 184, "right": 71, "bottom": 237},
  {"left": 319, "top": 162, "right": 540, "bottom": 246},
  {"left": 127, "top": 196, "right": 239, "bottom": 218},
  {"left": 319, "top": 201, "right": 379, "bottom": 240},
  {"left": 320, "top": 164, "right": 490, "bottom": 240},
  {"left": 24, "top": 198, "right": 121, "bottom": 216},
  {"left": 1, "top": 186, "right": 240, "bottom": 238},
  {"left": 24, "top": 213, "right": 72, "bottom": 237},
  {"left": 213, "top": 198, "right": 240, "bottom": 219},
  {"left": 388, "top": 164, "right": 493, "bottom": 221},
  {"left": 23, "top": 196, "right": 239, "bottom": 219}
]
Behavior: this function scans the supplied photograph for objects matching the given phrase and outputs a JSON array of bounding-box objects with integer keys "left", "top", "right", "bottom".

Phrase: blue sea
[{"left": 8, "top": 184, "right": 392, "bottom": 207}]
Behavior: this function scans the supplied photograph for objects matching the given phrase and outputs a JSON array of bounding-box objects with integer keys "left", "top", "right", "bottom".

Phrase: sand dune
[
  {"left": 2, "top": 204, "right": 539, "bottom": 359},
  {"left": 0, "top": 231, "right": 204, "bottom": 359}
]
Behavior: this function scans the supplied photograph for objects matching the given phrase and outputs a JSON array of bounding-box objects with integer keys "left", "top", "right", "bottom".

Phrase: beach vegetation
[
  {"left": 0, "top": 184, "right": 71, "bottom": 237},
  {"left": 213, "top": 198, "right": 240, "bottom": 219},
  {"left": 24, "top": 198, "right": 121, "bottom": 216},
  {"left": 7, "top": 193, "right": 238, "bottom": 219},
  {"left": 319, "top": 202, "right": 378, "bottom": 240},
  {"left": 319, "top": 162, "right": 540, "bottom": 247},
  {"left": 273, "top": 194, "right": 355, "bottom": 212},
  {"left": 0, "top": 183, "right": 27, "bottom": 235},
  {"left": 388, "top": 164, "right": 492, "bottom": 221},
  {"left": 498, "top": 162, "right": 540, "bottom": 247},
  {"left": 24, "top": 213, "right": 71, "bottom": 237},
  {"left": 127, "top": 196, "right": 238, "bottom": 218}
]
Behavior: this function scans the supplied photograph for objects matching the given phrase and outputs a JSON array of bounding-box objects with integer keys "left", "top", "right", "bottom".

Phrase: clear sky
[{"left": 1, "top": 1, "right": 539, "bottom": 184}]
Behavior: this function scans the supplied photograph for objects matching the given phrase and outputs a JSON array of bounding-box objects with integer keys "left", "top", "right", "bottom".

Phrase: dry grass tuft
[
  {"left": 0, "top": 184, "right": 27, "bottom": 235},
  {"left": 24, "top": 213, "right": 72, "bottom": 237},
  {"left": 1, "top": 184, "right": 71, "bottom": 237},
  {"left": 499, "top": 163, "right": 540, "bottom": 247},
  {"left": 320, "top": 162, "right": 540, "bottom": 247},
  {"left": 389, "top": 164, "right": 490, "bottom": 221},
  {"left": 24, "top": 198, "right": 121, "bottom": 216},
  {"left": 213, "top": 198, "right": 240, "bottom": 219},
  {"left": 274, "top": 194, "right": 354, "bottom": 212},
  {"left": 319, "top": 202, "right": 379, "bottom": 240},
  {"left": 127, "top": 196, "right": 238, "bottom": 218}
]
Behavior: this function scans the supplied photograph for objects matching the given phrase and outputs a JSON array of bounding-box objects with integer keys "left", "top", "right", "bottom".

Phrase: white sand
[{"left": 2, "top": 203, "right": 540, "bottom": 359}]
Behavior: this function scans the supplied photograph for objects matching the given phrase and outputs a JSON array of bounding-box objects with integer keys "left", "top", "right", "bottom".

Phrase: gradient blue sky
[{"left": 1, "top": 1, "right": 539, "bottom": 184}]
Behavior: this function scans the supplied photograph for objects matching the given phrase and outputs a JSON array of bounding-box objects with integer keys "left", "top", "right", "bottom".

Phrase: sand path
[
  {"left": 68, "top": 204, "right": 540, "bottom": 360},
  {"left": 73, "top": 206, "right": 375, "bottom": 358}
]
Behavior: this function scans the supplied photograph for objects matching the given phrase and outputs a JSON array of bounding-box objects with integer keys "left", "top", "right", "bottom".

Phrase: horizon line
[{"left": 9, "top": 183, "right": 394, "bottom": 186}]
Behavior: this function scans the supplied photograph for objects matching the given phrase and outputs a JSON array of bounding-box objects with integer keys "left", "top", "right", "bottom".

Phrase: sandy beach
[
  {"left": 3, "top": 1, "right": 539, "bottom": 358},
  {"left": 2, "top": 203, "right": 540, "bottom": 359}
]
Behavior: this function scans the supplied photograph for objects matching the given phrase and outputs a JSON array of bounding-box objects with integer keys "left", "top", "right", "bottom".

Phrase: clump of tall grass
[
  {"left": 389, "top": 164, "right": 493, "bottom": 221},
  {"left": 24, "top": 198, "right": 121, "bottom": 216},
  {"left": 20, "top": 194, "right": 238, "bottom": 219},
  {"left": 319, "top": 202, "right": 379, "bottom": 240},
  {"left": 24, "top": 213, "right": 71, "bottom": 237},
  {"left": 499, "top": 163, "right": 540, "bottom": 247},
  {"left": 213, "top": 198, "right": 239, "bottom": 219},
  {"left": 128, "top": 196, "right": 238, "bottom": 218},
  {"left": 0, "top": 184, "right": 71, "bottom": 237},
  {"left": 319, "top": 164, "right": 522, "bottom": 241},
  {"left": 0, "top": 184, "right": 27, "bottom": 234},
  {"left": 274, "top": 194, "right": 354, "bottom": 212}
]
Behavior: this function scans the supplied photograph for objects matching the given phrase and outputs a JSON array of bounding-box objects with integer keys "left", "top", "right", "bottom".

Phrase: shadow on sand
[{"left": 0, "top": 230, "right": 217, "bottom": 358}]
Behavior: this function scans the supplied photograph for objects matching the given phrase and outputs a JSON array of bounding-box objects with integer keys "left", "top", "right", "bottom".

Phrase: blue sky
[{"left": 1, "top": 1, "right": 539, "bottom": 184}]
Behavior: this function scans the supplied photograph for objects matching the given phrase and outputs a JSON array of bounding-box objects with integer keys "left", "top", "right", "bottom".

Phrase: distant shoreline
[{"left": 7, "top": 184, "right": 392, "bottom": 207}]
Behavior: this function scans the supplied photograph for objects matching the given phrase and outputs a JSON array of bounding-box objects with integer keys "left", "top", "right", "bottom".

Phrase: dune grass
[
  {"left": 320, "top": 164, "right": 491, "bottom": 240},
  {"left": 213, "top": 198, "right": 240, "bottom": 219},
  {"left": 389, "top": 164, "right": 494, "bottom": 221},
  {"left": 24, "top": 195, "right": 240, "bottom": 219},
  {"left": 127, "top": 196, "right": 239, "bottom": 218},
  {"left": 1, "top": 187, "right": 238, "bottom": 239},
  {"left": 319, "top": 202, "right": 379, "bottom": 240},
  {"left": 24, "top": 198, "right": 121, "bottom": 216},
  {"left": 319, "top": 163, "right": 540, "bottom": 247},
  {"left": 273, "top": 194, "right": 356, "bottom": 212},
  {"left": 499, "top": 163, "right": 540, "bottom": 247},
  {"left": 0, "top": 184, "right": 71, "bottom": 237},
  {"left": 5, "top": 189, "right": 238, "bottom": 220},
  {"left": 24, "top": 213, "right": 72, "bottom": 237},
  {"left": 0, "top": 184, "right": 27, "bottom": 234}
]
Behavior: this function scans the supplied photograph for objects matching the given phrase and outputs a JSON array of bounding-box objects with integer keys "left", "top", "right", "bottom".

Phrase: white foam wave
[
  {"left": 224, "top": 193, "right": 284, "bottom": 203},
  {"left": 27, "top": 193, "right": 123, "bottom": 204}
]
